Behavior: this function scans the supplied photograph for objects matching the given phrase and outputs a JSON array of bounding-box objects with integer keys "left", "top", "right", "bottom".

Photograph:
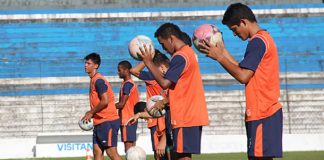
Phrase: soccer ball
[
  {"left": 78, "top": 118, "right": 94, "bottom": 131},
  {"left": 192, "top": 24, "right": 223, "bottom": 53},
  {"left": 146, "top": 95, "right": 165, "bottom": 118},
  {"left": 128, "top": 35, "right": 155, "bottom": 61},
  {"left": 126, "top": 146, "right": 146, "bottom": 160}
]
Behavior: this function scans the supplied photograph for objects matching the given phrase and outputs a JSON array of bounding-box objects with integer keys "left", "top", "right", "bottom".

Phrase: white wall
[
  {"left": 1, "top": 133, "right": 324, "bottom": 159},
  {"left": 0, "top": 138, "right": 36, "bottom": 159}
]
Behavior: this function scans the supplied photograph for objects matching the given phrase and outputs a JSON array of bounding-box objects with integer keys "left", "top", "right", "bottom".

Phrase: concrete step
[
  {"left": 0, "top": 118, "right": 42, "bottom": 127},
  {"left": 0, "top": 131, "right": 42, "bottom": 138},
  {"left": 0, "top": 125, "right": 42, "bottom": 132},
  {"left": 0, "top": 88, "right": 323, "bottom": 138}
]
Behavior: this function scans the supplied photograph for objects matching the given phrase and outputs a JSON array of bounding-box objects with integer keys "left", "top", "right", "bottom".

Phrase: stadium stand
[{"left": 0, "top": 0, "right": 323, "bottom": 158}]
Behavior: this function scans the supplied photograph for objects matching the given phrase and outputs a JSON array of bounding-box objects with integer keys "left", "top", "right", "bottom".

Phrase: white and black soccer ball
[
  {"left": 146, "top": 95, "right": 166, "bottom": 118},
  {"left": 126, "top": 146, "right": 146, "bottom": 160},
  {"left": 78, "top": 118, "right": 94, "bottom": 131},
  {"left": 128, "top": 35, "right": 155, "bottom": 61}
]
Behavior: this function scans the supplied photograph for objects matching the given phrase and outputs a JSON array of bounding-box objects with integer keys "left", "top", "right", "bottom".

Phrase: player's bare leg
[
  {"left": 176, "top": 153, "right": 192, "bottom": 160},
  {"left": 106, "top": 147, "right": 122, "bottom": 160},
  {"left": 93, "top": 144, "right": 104, "bottom": 160},
  {"left": 124, "top": 141, "right": 136, "bottom": 153}
]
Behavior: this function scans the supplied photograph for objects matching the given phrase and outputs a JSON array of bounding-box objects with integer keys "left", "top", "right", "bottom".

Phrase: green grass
[
  {"left": 6, "top": 151, "right": 324, "bottom": 160},
  {"left": 192, "top": 151, "right": 324, "bottom": 160}
]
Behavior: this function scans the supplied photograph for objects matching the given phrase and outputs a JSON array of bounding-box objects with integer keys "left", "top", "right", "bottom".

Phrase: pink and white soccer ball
[
  {"left": 128, "top": 35, "right": 155, "bottom": 61},
  {"left": 192, "top": 24, "right": 223, "bottom": 53},
  {"left": 126, "top": 146, "right": 146, "bottom": 160},
  {"left": 146, "top": 95, "right": 166, "bottom": 118}
]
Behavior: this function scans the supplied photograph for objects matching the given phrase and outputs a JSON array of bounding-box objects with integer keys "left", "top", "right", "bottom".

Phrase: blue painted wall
[{"left": 0, "top": 16, "right": 323, "bottom": 78}]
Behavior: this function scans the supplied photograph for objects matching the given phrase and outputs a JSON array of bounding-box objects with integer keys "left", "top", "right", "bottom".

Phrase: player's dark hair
[
  {"left": 180, "top": 31, "right": 192, "bottom": 47},
  {"left": 84, "top": 52, "right": 101, "bottom": 69},
  {"left": 118, "top": 60, "right": 132, "bottom": 70},
  {"left": 222, "top": 3, "right": 257, "bottom": 26},
  {"left": 134, "top": 101, "right": 146, "bottom": 114},
  {"left": 153, "top": 49, "right": 170, "bottom": 68},
  {"left": 154, "top": 23, "right": 182, "bottom": 40}
]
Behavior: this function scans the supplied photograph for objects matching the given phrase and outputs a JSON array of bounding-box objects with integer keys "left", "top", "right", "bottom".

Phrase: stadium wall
[
  {"left": 0, "top": 0, "right": 322, "bottom": 10},
  {"left": 0, "top": 1, "right": 323, "bottom": 159},
  {"left": 0, "top": 5, "right": 323, "bottom": 79},
  {"left": 1, "top": 72, "right": 324, "bottom": 138}
]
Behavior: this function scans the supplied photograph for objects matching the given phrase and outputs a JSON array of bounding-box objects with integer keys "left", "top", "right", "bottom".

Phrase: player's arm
[
  {"left": 137, "top": 111, "right": 151, "bottom": 119},
  {"left": 200, "top": 40, "right": 258, "bottom": 84},
  {"left": 115, "top": 82, "right": 133, "bottom": 109},
  {"left": 222, "top": 47, "right": 239, "bottom": 65},
  {"left": 133, "top": 111, "right": 152, "bottom": 121},
  {"left": 156, "top": 118, "right": 167, "bottom": 157},
  {"left": 115, "top": 94, "right": 129, "bottom": 109},
  {"left": 139, "top": 45, "right": 172, "bottom": 89},
  {"left": 126, "top": 111, "right": 152, "bottom": 125},
  {"left": 216, "top": 56, "right": 254, "bottom": 84},
  {"left": 156, "top": 133, "right": 167, "bottom": 157},
  {"left": 143, "top": 60, "right": 172, "bottom": 89},
  {"left": 83, "top": 79, "right": 109, "bottom": 121},
  {"left": 130, "top": 62, "right": 145, "bottom": 78}
]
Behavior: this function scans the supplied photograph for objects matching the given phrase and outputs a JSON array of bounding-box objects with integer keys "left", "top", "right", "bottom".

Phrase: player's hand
[
  {"left": 139, "top": 44, "right": 153, "bottom": 64},
  {"left": 153, "top": 100, "right": 165, "bottom": 110},
  {"left": 82, "top": 111, "right": 93, "bottom": 122},
  {"left": 146, "top": 106, "right": 164, "bottom": 118},
  {"left": 126, "top": 113, "right": 141, "bottom": 125},
  {"left": 156, "top": 139, "right": 166, "bottom": 157},
  {"left": 200, "top": 40, "right": 225, "bottom": 61}
]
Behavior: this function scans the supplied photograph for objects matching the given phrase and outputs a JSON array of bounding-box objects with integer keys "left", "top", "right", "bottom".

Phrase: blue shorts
[
  {"left": 246, "top": 108, "right": 283, "bottom": 158},
  {"left": 93, "top": 119, "right": 120, "bottom": 148},
  {"left": 172, "top": 126, "right": 202, "bottom": 154},
  {"left": 164, "top": 107, "right": 173, "bottom": 147},
  {"left": 149, "top": 126, "right": 157, "bottom": 151},
  {"left": 120, "top": 122, "right": 137, "bottom": 142}
]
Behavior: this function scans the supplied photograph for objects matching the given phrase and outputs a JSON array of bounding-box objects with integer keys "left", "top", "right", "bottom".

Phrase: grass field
[{"left": 9, "top": 151, "right": 324, "bottom": 160}]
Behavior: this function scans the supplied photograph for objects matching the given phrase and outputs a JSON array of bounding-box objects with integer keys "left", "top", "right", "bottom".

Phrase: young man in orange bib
[
  {"left": 139, "top": 23, "right": 209, "bottom": 160},
  {"left": 115, "top": 60, "right": 140, "bottom": 153},
  {"left": 130, "top": 51, "right": 173, "bottom": 160},
  {"left": 82, "top": 53, "right": 122, "bottom": 160},
  {"left": 200, "top": 3, "right": 283, "bottom": 160}
]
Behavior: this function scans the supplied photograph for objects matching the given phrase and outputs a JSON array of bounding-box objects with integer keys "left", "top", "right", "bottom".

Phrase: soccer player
[
  {"left": 139, "top": 23, "right": 209, "bottom": 160},
  {"left": 82, "top": 53, "right": 122, "bottom": 160},
  {"left": 200, "top": 3, "right": 283, "bottom": 160},
  {"left": 115, "top": 60, "right": 140, "bottom": 153},
  {"left": 130, "top": 50, "right": 173, "bottom": 160},
  {"left": 130, "top": 100, "right": 171, "bottom": 160}
]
